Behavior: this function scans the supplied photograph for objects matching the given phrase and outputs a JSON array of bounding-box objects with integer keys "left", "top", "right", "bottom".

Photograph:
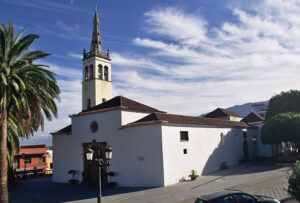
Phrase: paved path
[{"left": 9, "top": 162, "right": 292, "bottom": 203}]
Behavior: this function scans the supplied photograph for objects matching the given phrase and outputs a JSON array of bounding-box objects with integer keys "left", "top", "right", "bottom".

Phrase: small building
[
  {"left": 46, "top": 146, "right": 53, "bottom": 174},
  {"left": 251, "top": 102, "right": 269, "bottom": 118},
  {"left": 14, "top": 145, "right": 48, "bottom": 175}
]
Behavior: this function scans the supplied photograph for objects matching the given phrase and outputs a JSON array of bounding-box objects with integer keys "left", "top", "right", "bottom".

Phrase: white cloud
[
  {"left": 3, "top": 0, "right": 89, "bottom": 14},
  {"left": 23, "top": 1, "right": 300, "bottom": 145},
  {"left": 21, "top": 62, "right": 81, "bottom": 146},
  {"left": 68, "top": 52, "right": 82, "bottom": 60},
  {"left": 56, "top": 21, "right": 80, "bottom": 32},
  {"left": 113, "top": 2, "right": 300, "bottom": 116},
  {"left": 145, "top": 7, "right": 207, "bottom": 46}
]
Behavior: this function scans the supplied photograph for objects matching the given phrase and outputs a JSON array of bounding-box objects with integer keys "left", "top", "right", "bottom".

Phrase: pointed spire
[{"left": 90, "top": 6, "right": 102, "bottom": 53}]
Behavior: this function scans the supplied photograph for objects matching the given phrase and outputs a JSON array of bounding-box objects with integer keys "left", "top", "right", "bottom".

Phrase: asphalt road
[{"left": 9, "top": 162, "right": 292, "bottom": 203}]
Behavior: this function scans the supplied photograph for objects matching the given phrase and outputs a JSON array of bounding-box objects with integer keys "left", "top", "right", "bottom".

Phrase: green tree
[
  {"left": 266, "top": 90, "right": 300, "bottom": 120},
  {"left": 0, "top": 22, "right": 60, "bottom": 202},
  {"left": 288, "top": 161, "right": 300, "bottom": 201},
  {"left": 261, "top": 112, "right": 300, "bottom": 144}
]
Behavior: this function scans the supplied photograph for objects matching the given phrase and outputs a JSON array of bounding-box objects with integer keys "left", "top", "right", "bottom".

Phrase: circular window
[{"left": 90, "top": 121, "right": 98, "bottom": 133}]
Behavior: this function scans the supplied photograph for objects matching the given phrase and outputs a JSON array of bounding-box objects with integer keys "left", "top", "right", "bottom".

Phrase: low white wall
[{"left": 161, "top": 125, "right": 252, "bottom": 186}]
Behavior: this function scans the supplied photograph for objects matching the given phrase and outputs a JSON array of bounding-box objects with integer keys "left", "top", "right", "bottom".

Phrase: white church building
[{"left": 51, "top": 10, "right": 271, "bottom": 187}]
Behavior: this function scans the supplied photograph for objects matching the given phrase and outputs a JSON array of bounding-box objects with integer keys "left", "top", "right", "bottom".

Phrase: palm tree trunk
[{"left": 0, "top": 100, "right": 8, "bottom": 203}]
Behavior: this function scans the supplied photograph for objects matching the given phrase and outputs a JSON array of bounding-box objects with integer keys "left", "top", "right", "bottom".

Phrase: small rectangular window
[
  {"left": 220, "top": 133, "right": 225, "bottom": 145},
  {"left": 39, "top": 156, "right": 45, "bottom": 163},
  {"left": 180, "top": 131, "right": 189, "bottom": 142},
  {"left": 102, "top": 98, "right": 106, "bottom": 103},
  {"left": 183, "top": 149, "right": 187, "bottom": 154},
  {"left": 87, "top": 99, "right": 91, "bottom": 109},
  {"left": 24, "top": 157, "right": 31, "bottom": 163}
]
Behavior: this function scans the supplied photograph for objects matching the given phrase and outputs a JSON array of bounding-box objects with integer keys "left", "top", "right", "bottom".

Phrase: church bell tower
[{"left": 82, "top": 8, "right": 112, "bottom": 110}]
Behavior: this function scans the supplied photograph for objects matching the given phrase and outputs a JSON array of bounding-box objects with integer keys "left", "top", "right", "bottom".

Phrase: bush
[
  {"left": 68, "top": 169, "right": 77, "bottom": 184},
  {"left": 220, "top": 161, "right": 228, "bottom": 170},
  {"left": 106, "top": 181, "right": 117, "bottom": 188},
  {"left": 68, "top": 179, "right": 79, "bottom": 185},
  {"left": 288, "top": 161, "right": 300, "bottom": 201},
  {"left": 239, "top": 157, "right": 247, "bottom": 164},
  {"left": 107, "top": 171, "right": 115, "bottom": 176},
  {"left": 277, "top": 155, "right": 300, "bottom": 163},
  {"left": 188, "top": 170, "right": 199, "bottom": 181}
]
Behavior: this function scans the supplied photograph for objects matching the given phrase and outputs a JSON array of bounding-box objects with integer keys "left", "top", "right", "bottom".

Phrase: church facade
[{"left": 51, "top": 10, "right": 271, "bottom": 187}]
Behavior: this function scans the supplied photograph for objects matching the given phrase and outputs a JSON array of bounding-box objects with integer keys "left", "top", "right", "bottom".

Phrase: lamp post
[
  {"left": 86, "top": 143, "right": 112, "bottom": 203},
  {"left": 252, "top": 136, "right": 257, "bottom": 164},
  {"left": 22, "top": 153, "right": 26, "bottom": 178}
]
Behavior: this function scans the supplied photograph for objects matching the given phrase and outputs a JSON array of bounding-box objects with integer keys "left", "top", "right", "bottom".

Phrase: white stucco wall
[
  {"left": 252, "top": 124, "right": 272, "bottom": 157},
  {"left": 53, "top": 109, "right": 121, "bottom": 184},
  {"left": 52, "top": 109, "right": 163, "bottom": 187},
  {"left": 117, "top": 124, "right": 164, "bottom": 187},
  {"left": 121, "top": 111, "right": 150, "bottom": 126},
  {"left": 229, "top": 116, "right": 243, "bottom": 121},
  {"left": 52, "top": 133, "right": 81, "bottom": 182},
  {"left": 161, "top": 125, "right": 253, "bottom": 186},
  {"left": 82, "top": 57, "right": 112, "bottom": 110}
]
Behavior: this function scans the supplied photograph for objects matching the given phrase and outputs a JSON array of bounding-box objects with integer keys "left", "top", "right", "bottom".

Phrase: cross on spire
[{"left": 90, "top": 6, "right": 102, "bottom": 53}]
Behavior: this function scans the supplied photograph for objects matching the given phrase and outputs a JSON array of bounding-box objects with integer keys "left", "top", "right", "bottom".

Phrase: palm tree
[{"left": 0, "top": 22, "right": 60, "bottom": 202}]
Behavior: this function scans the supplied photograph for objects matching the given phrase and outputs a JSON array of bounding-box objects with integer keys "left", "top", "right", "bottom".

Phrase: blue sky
[{"left": 2, "top": 0, "right": 300, "bottom": 146}]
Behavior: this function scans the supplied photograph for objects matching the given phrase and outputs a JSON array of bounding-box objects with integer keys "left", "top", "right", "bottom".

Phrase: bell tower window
[
  {"left": 85, "top": 66, "right": 88, "bottom": 81},
  {"left": 89, "top": 65, "right": 93, "bottom": 80},
  {"left": 104, "top": 66, "right": 108, "bottom": 81},
  {"left": 98, "top": 64, "right": 103, "bottom": 79},
  {"left": 87, "top": 99, "right": 91, "bottom": 109}
]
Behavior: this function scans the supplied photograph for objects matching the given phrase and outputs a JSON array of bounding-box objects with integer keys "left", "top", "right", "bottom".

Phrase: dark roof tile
[
  {"left": 204, "top": 108, "right": 243, "bottom": 119},
  {"left": 72, "top": 96, "right": 163, "bottom": 117},
  {"left": 241, "top": 112, "right": 265, "bottom": 123},
  {"left": 51, "top": 124, "right": 72, "bottom": 135},
  {"left": 123, "top": 112, "right": 249, "bottom": 128}
]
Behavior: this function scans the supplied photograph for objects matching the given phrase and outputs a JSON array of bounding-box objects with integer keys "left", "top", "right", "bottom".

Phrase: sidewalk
[{"left": 176, "top": 164, "right": 292, "bottom": 203}]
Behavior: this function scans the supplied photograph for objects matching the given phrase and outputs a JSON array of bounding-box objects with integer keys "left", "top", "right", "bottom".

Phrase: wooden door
[{"left": 82, "top": 142, "right": 108, "bottom": 186}]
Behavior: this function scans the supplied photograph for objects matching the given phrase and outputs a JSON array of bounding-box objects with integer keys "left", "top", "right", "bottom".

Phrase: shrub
[
  {"left": 220, "top": 161, "right": 228, "bottom": 170},
  {"left": 277, "top": 154, "right": 300, "bottom": 163},
  {"left": 68, "top": 169, "right": 76, "bottom": 184},
  {"left": 106, "top": 181, "right": 117, "bottom": 188},
  {"left": 188, "top": 170, "right": 199, "bottom": 181},
  {"left": 107, "top": 171, "right": 115, "bottom": 182},
  {"left": 288, "top": 161, "right": 300, "bottom": 201},
  {"left": 68, "top": 179, "right": 79, "bottom": 185},
  {"left": 239, "top": 157, "right": 247, "bottom": 163}
]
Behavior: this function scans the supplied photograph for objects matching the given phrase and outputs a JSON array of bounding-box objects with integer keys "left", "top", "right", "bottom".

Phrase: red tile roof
[
  {"left": 122, "top": 112, "right": 249, "bottom": 129},
  {"left": 204, "top": 108, "right": 243, "bottom": 119},
  {"left": 71, "top": 96, "right": 163, "bottom": 117}
]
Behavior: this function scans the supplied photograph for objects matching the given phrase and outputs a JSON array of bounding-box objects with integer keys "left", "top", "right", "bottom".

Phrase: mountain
[
  {"left": 200, "top": 101, "right": 268, "bottom": 118},
  {"left": 227, "top": 101, "right": 268, "bottom": 117}
]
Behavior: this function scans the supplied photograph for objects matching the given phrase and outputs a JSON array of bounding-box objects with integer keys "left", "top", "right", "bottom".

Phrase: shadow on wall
[{"left": 201, "top": 129, "right": 252, "bottom": 175}]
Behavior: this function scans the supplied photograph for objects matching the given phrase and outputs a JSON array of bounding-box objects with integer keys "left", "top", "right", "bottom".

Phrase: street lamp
[
  {"left": 252, "top": 136, "right": 257, "bottom": 164},
  {"left": 86, "top": 143, "right": 113, "bottom": 203},
  {"left": 22, "top": 153, "right": 26, "bottom": 178}
]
